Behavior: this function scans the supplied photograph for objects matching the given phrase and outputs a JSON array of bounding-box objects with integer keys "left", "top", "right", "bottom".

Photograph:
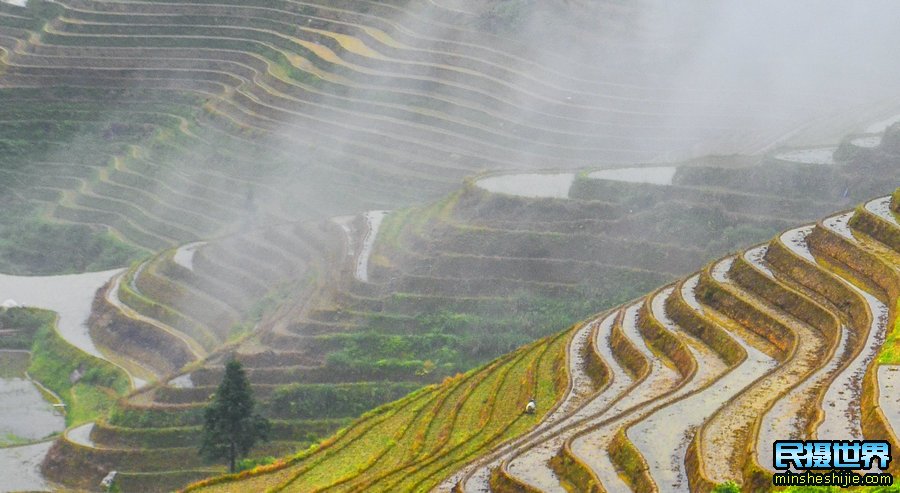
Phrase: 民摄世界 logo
[{"left": 772, "top": 440, "right": 893, "bottom": 488}]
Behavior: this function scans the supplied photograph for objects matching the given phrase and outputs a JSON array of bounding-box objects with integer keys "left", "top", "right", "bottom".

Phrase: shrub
[{"left": 712, "top": 481, "right": 740, "bottom": 493}]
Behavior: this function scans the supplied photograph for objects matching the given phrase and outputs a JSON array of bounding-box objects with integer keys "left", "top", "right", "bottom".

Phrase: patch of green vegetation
[
  {"left": 266, "top": 382, "right": 420, "bottom": 420},
  {"left": 0, "top": 210, "right": 142, "bottom": 275},
  {"left": 373, "top": 208, "right": 413, "bottom": 250},
  {"left": 63, "top": 382, "right": 121, "bottom": 426},
  {"left": 712, "top": 481, "right": 740, "bottom": 493},
  {"left": 0, "top": 308, "right": 130, "bottom": 426},
  {"left": 0, "top": 432, "right": 34, "bottom": 447},
  {"left": 109, "top": 405, "right": 203, "bottom": 429},
  {"left": 0, "top": 351, "right": 30, "bottom": 377},
  {"left": 878, "top": 298, "right": 900, "bottom": 364},
  {"left": 339, "top": 286, "right": 644, "bottom": 377},
  {"left": 184, "top": 330, "right": 569, "bottom": 492},
  {"left": 783, "top": 486, "right": 900, "bottom": 492},
  {"left": 236, "top": 456, "right": 276, "bottom": 473},
  {"left": 23, "top": 309, "right": 130, "bottom": 426}
]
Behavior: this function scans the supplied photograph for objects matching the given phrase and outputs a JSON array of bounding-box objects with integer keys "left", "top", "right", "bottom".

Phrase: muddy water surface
[
  {"left": 630, "top": 287, "right": 751, "bottom": 492},
  {"left": 816, "top": 214, "right": 890, "bottom": 441},
  {"left": 866, "top": 196, "right": 899, "bottom": 226},
  {"left": 701, "top": 256, "right": 822, "bottom": 483},
  {"left": 172, "top": 242, "right": 207, "bottom": 272},
  {"left": 878, "top": 366, "right": 900, "bottom": 436},
  {"left": 866, "top": 114, "right": 900, "bottom": 133},
  {"left": 0, "top": 269, "right": 122, "bottom": 359},
  {"left": 475, "top": 173, "right": 575, "bottom": 199},
  {"left": 356, "top": 211, "right": 389, "bottom": 282},
  {"left": 774, "top": 147, "right": 837, "bottom": 165},
  {"left": 587, "top": 166, "right": 677, "bottom": 185},
  {"left": 0, "top": 378, "right": 63, "bottom": 445},
  {"left": 0, "top": 441, "right": 53, "bottom": 492},
  {"left": 503, "top": 316, "right": 623, "bottom": 492},
  {"left": 570, "top": 303, "right": 680, "bottom": 492}
]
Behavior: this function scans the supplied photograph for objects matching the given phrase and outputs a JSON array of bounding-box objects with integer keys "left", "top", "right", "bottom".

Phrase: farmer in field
[{"left": 525, "top": 397, "right": 536, "bottom": 414}]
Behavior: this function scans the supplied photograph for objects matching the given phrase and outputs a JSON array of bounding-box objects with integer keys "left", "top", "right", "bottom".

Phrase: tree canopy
[{"left": 200, "top": 360, "right": 270, "bottom": 472}]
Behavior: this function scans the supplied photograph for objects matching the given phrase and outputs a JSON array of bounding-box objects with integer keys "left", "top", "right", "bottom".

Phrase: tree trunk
[{"left": 230, "top": 441, "right": 236, "bottom": 473}]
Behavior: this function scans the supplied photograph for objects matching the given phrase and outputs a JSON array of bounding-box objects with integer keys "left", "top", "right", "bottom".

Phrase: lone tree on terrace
[{"left": 200, "top": 359, "right": 270, "bottom": 472}]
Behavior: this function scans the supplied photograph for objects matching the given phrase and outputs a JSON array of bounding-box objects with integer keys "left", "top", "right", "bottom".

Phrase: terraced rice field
[
  {"left": 3, "top": 0, "right": 900, "bottom": 491},
  {"left": 195, "top": 186, "right": 900, "bottom": 491},
  {"left": 50, "top": 123, "right": 899, "bottom": 491},
  {"left": 0, "top": 441, "right": 55, "bottom": 491},
  {"left": 185, "top": 329, "right": 569, "bottom": 492},
  {"left": 1, "top": 0, "right": 859, "bottom": 257},
  {"left": 0, "top": 351, "right": 64, "bottom": 445}
]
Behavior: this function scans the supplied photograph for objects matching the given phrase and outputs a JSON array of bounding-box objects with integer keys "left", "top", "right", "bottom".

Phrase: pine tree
[{"left": 200, "top": 359, "right": 271, "bottom": 472}]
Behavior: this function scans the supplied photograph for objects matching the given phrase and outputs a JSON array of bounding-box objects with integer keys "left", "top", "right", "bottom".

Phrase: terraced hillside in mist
[
  {"left": 184, "top": 189, "right": 900, "bottom": 492},
  {"left": 0, "top": 0, "right": 886, "bottom": 273},
  {"left": 31, "top": 119, "right": 900, "bottom": 491},
  {"left": 4, "top": 0, "right": 900, "bottom": 491}
]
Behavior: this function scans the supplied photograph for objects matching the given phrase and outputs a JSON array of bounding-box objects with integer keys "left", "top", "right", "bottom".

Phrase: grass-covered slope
[{"left": 184, "top": 326, "right": 570, "bottom": 492}]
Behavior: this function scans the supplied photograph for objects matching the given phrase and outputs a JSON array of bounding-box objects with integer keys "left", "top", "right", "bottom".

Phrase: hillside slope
[
  {"left": 3, "top": 0, "right": 900, "bottom": 490},
  {"left": 185, "top": 188, "right": 900, "bottom": 492},
  {"left": 31, "top": 123, "right": 900, "bottom": 492},
  {"left": 0, "top": 0, "right": 889, "bottom": 274}
]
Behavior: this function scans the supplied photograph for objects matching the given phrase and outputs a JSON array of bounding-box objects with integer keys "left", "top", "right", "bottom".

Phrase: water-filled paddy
[
  {"left": 866, "top": 196, "right": 899, "bottom": 226},
  {"left": 774, "top": 147, "right": 837, "bottom": 165},
  {"left": 475, "top": 173, "right": 575, "bottom": 199},
  {"left": 0, "top": 350, "right": 63, "bottom": 447},
  {"left": 0, "top": 378, "right": 63, "bottom": 446},
  {"left": 0, "top": 441, "right": 53, "bottom": 492},
  {"left": 878, "top": 366, "right": 900, "bottom": 436},
  {"left": 356, "top": 211, "right": 389, "bottom": 282},
  {"left": 173, "top": 242, "right": 207, "bottom": 272},
  {"left": 866, "top": 114, "right": 900, "bottom": 134},
  {"left": 0, "top": 270, "right": 130, "bottom": 486},
  {"left": 0, "top": 269, "right": 122, "bottom": 359},
  {"left": 851, "top": 135, "right": 881, "bottom": 148},
  {"left": 587, "top": 166, "right": 677, "bottom": 185}
]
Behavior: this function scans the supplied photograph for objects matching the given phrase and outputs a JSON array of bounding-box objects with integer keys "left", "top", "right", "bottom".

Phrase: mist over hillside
[{"left": 3, "top": 1, "right": 900, "bottom": 491}]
